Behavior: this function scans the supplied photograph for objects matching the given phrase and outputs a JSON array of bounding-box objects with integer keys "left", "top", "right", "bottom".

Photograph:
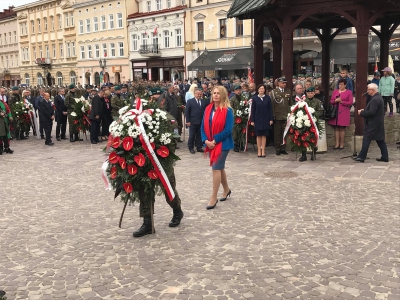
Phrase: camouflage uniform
[
  {"left": 8, "top": 92, "right": 21, "bottom": 138},
  {"left": 64, "top": 91, "right": 77, "bottom": 135},
  {"left": 111, "top": 93, "right": 124, "bottom": 119}
]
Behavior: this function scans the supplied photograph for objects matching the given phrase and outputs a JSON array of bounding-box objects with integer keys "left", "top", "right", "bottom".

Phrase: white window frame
[
  {"left": 80, "top": 46, "right": 85, "bottom": 59},
  {"left": 110, "top": 43, "right": 115, "bottom": 57},
  {"left": 147, "top": 1, "right": 151, "bottom": 12},
  {"left": 79, "top": 20, "right": 84, "bottom": 34},
  {"left": 164, "top": 31, "right": 169, "bottom": 48},
  {"left": 118, "top": 42, "right": 124, "bottom": 56},
  {"left": 109, "top": 14, "right": 114, "bottom": 29},
  {"left": 175, "top": 29, "right": 182, "bottom": 47},
  {"left": 102, "top": 43, "right": 107, "bottom": 57},
  {"left": 65, "top": 13, "right": 69, "bottom": 27},
  {"left": 58, "top": 15, "right": 62, "bottom": 29},
  {"left": 70, "top": 13, "right": 74, "bottom": 26},
  {"left": 14, "top": 31, "right": 17, "bottom": 43},
  {"left": 37, "top": 19, "right": 41, "bottom": 32},
  {"left": 117, "top": 13, "right": 123, "bottom": 28},
  {"left": 39, "top": 46, "right": 43, "bottom": 58},
  {"left": 45, "top": 45, "right": 49, "bottom": 58},
  {"left": 33, "top": 46, "right": 36, "bottom": 59},
  {"left": 93, "top": 17, "right": 99, "bottom": 32},
  {"left": 31, "top": 21, "right": 35, "bottom": 34},
  {"left": 86, "top": 19, "right": 91, "bottom": 33},
  {"left": 87, "top": 45, "right": 92, "bottom": 58},
  {"left": 66, "top": 42, "right": 71, "bottom": 57},
  {"left": 101, "top": 15, "right": 106, "bottom": 30},
  {"left": 72, "top": 42, "right": 76, "bottom": 56},
  {"left": 57, "top": 72, "right": 63, "bottom": 86},
  {"left": 44, "top": 18, "right": 47, "bottom": 31},
  {"left": 52, "top": 44, "right": 56, "bottom": 58},
  {"left": 95, "top": 44, "right": 100, "bottom": 58},
  {"left": 132, "top": 34, "right": 138, "bottom": 51},
  {"left": 59, "top": 43, "right": 63, "bottom": 58},
  {"left": 156, "top": 0, "right": 162, "bottom": 10},
  {"left": 167, "top": 0, "right": 171, "bottom": 8},
  {"left": 51, "top": 16, "right": 54, "bottom": 30}
]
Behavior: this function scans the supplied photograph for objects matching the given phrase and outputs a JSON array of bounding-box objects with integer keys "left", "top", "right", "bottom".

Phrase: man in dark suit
[
  {"left": 185, "top": 88, "right": 207, "bottom": 154},
  {"left": 353, "top": 83, "right": 389, "bottom": 163},
  {"left": 34, "top": 88, "right": 45, "bottom": 139},
  {"left": 39, "top": 92, "right": 55, "bottom": 146},
  {"left": 54, "top": 88, "right": 68, "bottom": 141},
  {"left": 89, "top": 89, "right": 104, "bottom": 144}
]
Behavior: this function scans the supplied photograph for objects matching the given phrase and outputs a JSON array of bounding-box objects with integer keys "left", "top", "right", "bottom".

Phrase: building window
[
  {"left": 117, "top": 13, "right": 123, "bottom": 28},
  {"left": 86, "top": 19, "right": 91, "bottom": 33},
  {"left": 5, "top": 56, "right": 8, "bottom": 68},
  {"left": 236, "top": 18, "right": 243, "bottom": 36},
  {"left": 197, "top": 22, "right": 204, "bottom": 41},
  {"left": 147, "top": 1, "right": 151, "bottom": 12},
  {"left": 167, "top": 0, "right": 171, "bottom": 8},
  {"left": 20, "top": 23, "right": 24, "bottom": 35},
  {"left": 152, "top": 32, "right": 158, "bottom": 45},
  {"left": 45, "top": 45, "right": 49, "bottom": 58},
  {"left": 57, "top": 72, "right": 63, "bottom": 86},
  {"left": 52, "top": 44, "right": 56, "bottom": 58},
  {"left": 101, "top": 15, "right": 106, "bottom": 30},
  {"left": 79, "top": 20, "right": 83, "bottom": 34},
  {"left": 80, "top": 46, "right": 85, "bottom": 59},
  {"left": 37, "top": 19, "right": 41, "bottom": 32},
  {"left": 37, "top": 73, "right": 43, "bottom": 85},
  {"left": 70, "top": 71, "right": 76, "bottom": 85},
  {"left": 175, "top": 29, "right": 182, "bottom": 47},
  {"left": 93, "top": 17, "right": 99, "bottom": 32},
  {"left": 72, "top": 42, "right": 76, "bottom": 56},
  {"left": 58, "top": 15, "right": 62, "bottom": 29},
  {"left": 95, "top": 44, "right": 100, "bottom": 58},
  {"left": 39, "top": 46, "right": 43, "bottom": 58},
  {"left": 118, "top": 42, "right": 124, "bottom": 56},
  {"left": 132, "top": 34, "right": 138, "bottom": 51},
  {"left": 31, "top": 21, "right": 35, "bottom": 34},
  {"left": 110, "top": 43, "right": 115, "bottom": 57},
  {"left": 219, "top": 19, "right": 227, "bottom": 38},
  {"left": 44, "top": 18, "right": 47, "bottom": 31},
  {"left": 14, "top": 31, "right": 17, "bottom": 43},
  {"left": 87, "top": 45, "right": 92, "bottom": 58},
  {"left": 16, "top": 55, "right": 18, "bottom": 66},
  {"left": 51, "top": 16, "right": 54, "bottom": 30},
  {"left": 164, "top": 31, "right": 169, "bottom": 48},
  {"left": 109, "top": 14, "right": 114, "bottom": 29},
  {"left": 66, "top": 42, "right": 70, "bottom": 57},
  {"left": 0, "top": 35, "right": 2, "bottom": 46},
  {"left": 25, "top": 73, "right": 30, "bottom": 85},
  {"left": 102, "top": 43, "right": 107, "bottom": 57},
  {"left": 33, "top": 46, "right": 36, "bottom": 59},
  {"left": 70, "top": 13, "right": 74, "bottom": 26},
  {"left": 65, "top": 13, "right": 69, "bottom": 27},
  {"left": 59, "top": 43, "right": 63, "bottom": 58},
  {"left": 156, "top": 0, "right": 162, "bottom": 10}
]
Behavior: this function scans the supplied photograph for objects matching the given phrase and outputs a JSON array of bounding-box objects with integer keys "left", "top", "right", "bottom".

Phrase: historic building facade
[
  {"left": 73, "top": 0, "right": 136, "bottom": 86},
  {"left": 14, "top": 0, "right": 78, "bottom": 87},
  {"left": 184, "top": 0, "right": 252, "bottom": 79},
  {"left": 0, "top": 7, "right": 21, "bottom": 87},
  {"left": 128, "top": 0, "right": 186, "bottom": 82}
]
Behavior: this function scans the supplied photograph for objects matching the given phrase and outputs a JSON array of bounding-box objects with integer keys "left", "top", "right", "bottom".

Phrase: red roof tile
[{"left": 127, "top": 5, "right": 186, "bottom": 19}]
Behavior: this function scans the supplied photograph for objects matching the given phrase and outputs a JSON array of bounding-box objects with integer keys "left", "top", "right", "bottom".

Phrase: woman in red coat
[{"left": 328, "top": 78, "right": 353, "bottom": 150}]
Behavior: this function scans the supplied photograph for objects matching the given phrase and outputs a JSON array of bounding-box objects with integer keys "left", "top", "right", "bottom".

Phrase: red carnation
[
  {"left": 122, "top": 136, "right": 134, "bottom": 151},
  {"left": 78, "top": 127, "right": 81, "bottom": 131},
  {"left": 127, "top": 164, "right": 137, "bottom": 175},
  {"left": 108, "top": 152, "right": 120, "bottom": 164},
  {"left": 112, "top": 136, "right": 121, "bottom": 149},
  {"left": 301, "top": 135, "right": 307, "bottom": 141},
  {"left": 242, "top": 128, "right": 246, "bottom": 133},
  {"left": 310, "top": 138, "right": 316, "bottom": 144},
  {"left": 310, "top": 127, "right": 316, "bottom": 133},
  {"left": 303, "top": 142, "right": 309, "bottom": 148},
  {"left": 119, "top": 157, "right": 126, "bottom": 169},
  {"left": 235, "top": 117, "right": 242, "bottom": 124},
  {"left": 297, "top": 141, "right": 301, "bottom": 146},
  {"left": 110, "top": 166, "right": 117, "bottom": 179},
  {"left": 134, "top": 153, "right": 145, "bottom": 167},
  {"left": 156, "top": 145, "right": 170, "bottom": 158},
  {"left": 289, "top": 128, "right": 294, "bottom": 133},
  {"left": 83, "top": 121, "right": 87, "bottom": 125},
  {"left": 150, "top": 142, "right": 156, "bottom": 150},
  {"left": 251, "top": 132, "right": 255, "bottom": 137},
  {"left": 74, "top": 120, "right": 78, "bottom": 125},
  {"left": 148, "top": 170, "right": 158, "bottom": 180},
  {"left": 295, "top": 130, "right": 299, "bottom": 136},
  {"left": 123, "top": 182, "right": 133, "bottom": 193}
]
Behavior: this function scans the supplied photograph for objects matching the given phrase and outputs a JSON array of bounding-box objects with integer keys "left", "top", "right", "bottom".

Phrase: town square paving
[{"left": 0, "top": 136, "right": 399, "bottom": 300}]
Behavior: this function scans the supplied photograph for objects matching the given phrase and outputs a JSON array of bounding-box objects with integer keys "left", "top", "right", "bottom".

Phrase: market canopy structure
[{"left": 228, "top": 0, "right": 400, "bottom": 135}]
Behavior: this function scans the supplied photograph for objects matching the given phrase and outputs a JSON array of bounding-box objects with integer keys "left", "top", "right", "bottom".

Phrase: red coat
[{"left": 328, "top": 89, "right": 353, "bottom": 127}]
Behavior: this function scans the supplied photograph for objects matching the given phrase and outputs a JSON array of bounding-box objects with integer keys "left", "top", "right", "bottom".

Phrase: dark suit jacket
[
  {"left": 89, "top": 95, "right": 103, "bottom": 120},
  {"left": 250, "top": 94, "right": 274, "bottom": 131},
  {"left": 54, "top": 95, "right": 67, "bottom": 118},
  {"left": 34, "top": 95, "right": 43, "bottom": 111},
  {"left": 185, "top": 97, "right": 208, "bottom": 125},
  {"left": 39, "top": 99, "right": 54, "bottom": 122},
  {"left": 360, "top": 92, "right": 385, "bottom": 140}
]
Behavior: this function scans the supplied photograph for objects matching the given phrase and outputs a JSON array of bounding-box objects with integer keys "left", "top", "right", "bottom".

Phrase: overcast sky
[{"left": 0, "top": 0, "right": 35, "bottom": 11}]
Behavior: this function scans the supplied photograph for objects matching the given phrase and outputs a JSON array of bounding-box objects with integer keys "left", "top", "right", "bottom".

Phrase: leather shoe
[
  {"left": 91, "top": 141, "right": 98, "bottom": 144},
  {"left": 233, "top": 147, "right": 240, "bottom": 152},
  {"left": 56, "top": 137, "right": 61, "bottom": 141},
  {"left": 41, "top": 135, "right": 45, "bottom": 139},
  {"left": 352, "top": 157, "right": 365, "bottom": 163},
  {"left": 376, "top": 158, "right": 389, "bottom": 162},
  {"left": 276, "top": 151, "right": 281, "bottom": 156},
  {"left": 189, "top": 149, "right": 195, "bottom": 154},
  {"left": 197, "top": 148, "right": 204, "bottom": 153},
  {"left": 61, "top": 136, "right": 67, "bottom": 140},
  {"left": 280, "top": 150, "right": 288, "bottom": 155},
  {"left": 45, "top": 142, "right": 54, "bottom": 146}
]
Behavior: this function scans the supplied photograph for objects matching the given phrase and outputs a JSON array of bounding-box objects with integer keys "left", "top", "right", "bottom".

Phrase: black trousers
[
  {"left": 358, "top": 136, "right": 389, "bottom": 160},
  {"left": 0, "top": 136, "right": 10, "bottom": 149},
  {"left": 382, "top": 96, "right": 393, "bottom": 113},
  {"left": 90, "top": 119, "right": 100, "bottom": 142},
  {"left": 42, "top": 121, "right": 53, "bottom": 144},
  {"left": 187, "top": 123, "right": 202, "bottom": 150},
  {"left": 56, "top": 114, "right": 67, "bottom": 138},
  {"left": 274, "top": 120, "right": 286, "bottom": 151}
]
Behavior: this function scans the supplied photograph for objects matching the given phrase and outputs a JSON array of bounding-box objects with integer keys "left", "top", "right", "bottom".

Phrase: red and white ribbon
[
  {"left": 282, "top": 101, "right": 319, "bottom": 145},
  {"left": 101, "top": 161, "right": 111, "bottom": 190},
  {"left": 243, "top": 99, "right": 252, "bottom": 152}
]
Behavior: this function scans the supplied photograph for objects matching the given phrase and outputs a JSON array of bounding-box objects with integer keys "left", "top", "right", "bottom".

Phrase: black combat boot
[
  {"left": 133, "top": 217, "right": 154, "bottom": 237},
  {"left": 233, "top": 144, "right": 240, "bottom": 152},
  {"left": 70, "top": 134, "right": 75, "bottom": 142},
  {"left": 75, "top": 133, "right": 83, "bottom": 141},
  {"left": 0, "top": 146, "right": 3, "bottom": 155},
  {"left": 299, "top": 151, "right": 307, "bottom": 162},
  {"left": 4, "top": 148, "right": 14, "bottom": 154},
  {"left": 311, "top": 148, "right": 316, "bottom": 161},
  {"left": 169, "top": 208, "right": 184, "bottom": 227}
]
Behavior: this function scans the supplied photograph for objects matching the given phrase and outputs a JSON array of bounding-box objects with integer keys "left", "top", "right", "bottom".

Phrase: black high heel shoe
[
  {"left": 206, "top": 199, "right": 218, "bottom": 210},
  {"left": 220, "top": 190, "right": 231, "bottom": 202}
]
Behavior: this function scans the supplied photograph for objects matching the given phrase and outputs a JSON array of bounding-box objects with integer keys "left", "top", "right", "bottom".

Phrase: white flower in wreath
[
  {"left": 290, "top": 105, "right": 297, "bottom": 111},
  {"left": 298, "top": 102, "right": 306, "bottom": 108},
  {"left": 296, "top": 122, "right": 303, "bottom": 128},
  {"left": 70, "top": 112, "right": 77, "bottom": 117},
  {"left": 302, "top": 114, "right": 309, "bottom": 121},
  {"left": 296, "top": 110, "right": 304, "bottom": 118},
  {"left": 308, "top": 107, "right": 315, "bottom": 114},
  {"left": 149, "top": 137, "right": 155, "bottom": 143},
  {"left": 304, "top": 120, "right": 311, "bottom": 127},
  {"left": 291, "top": 118, "right": 295, "bottom": 126},
  {"left": 119, "top": 106, "right": 129, "bottom": 115},
  {"left": 74, "top": 98, "right": 81, "bottom": 103}
]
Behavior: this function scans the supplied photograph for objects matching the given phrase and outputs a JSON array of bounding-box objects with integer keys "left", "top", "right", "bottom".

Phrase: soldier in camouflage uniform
[
  {"left": 8, "top": 86, "right": 23, "bottom": 139},
  {"left": 111, "top": 86, "right": 124, "bottom": 119},
  {"left": 132, "top": 88, "right": 184, "bottom": 237},
  {"left": 230, "top": 85, "right": 242, "bottom": 152},
  {"left": 64, "top": 84, "right": 82, "bottom": 142},
  {"left": 119, "top": 84, "right": 131, "bottom": 106}
]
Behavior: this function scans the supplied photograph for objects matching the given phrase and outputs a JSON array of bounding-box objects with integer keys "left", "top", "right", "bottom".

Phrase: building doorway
[
  {"left": 163, "top": 69, "right": 170, "bottom": 81},
  {"left": 85, "top": 72, "right": 91, "bottom": 85},
  {"left": 104, "top": 72, "right": 109, "bottom": 83},
  {"left": 115, "top": 72, "right": 120, "bottom": 84},
  {"left": 46, "top": 72, "right": 52, "bottom": 86},
  {"left": 151, "top": 67, "right": 158, "bottom": 81},
  {"left": 94, "top": 72, "right": 100, "bottom": 86}
]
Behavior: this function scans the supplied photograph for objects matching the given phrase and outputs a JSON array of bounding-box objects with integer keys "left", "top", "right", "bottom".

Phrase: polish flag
[
  {"left": 374, "top": 61, "right": 378, "bottom": 73},
  {"left": 247, "top": 67, "right": 254, "bottom": 84},
  {"left": 104, "top": 50, "right": 107, "bottom": 58},
  {"left": 154, "top": 27, "right": 158, "bottom": 35}
]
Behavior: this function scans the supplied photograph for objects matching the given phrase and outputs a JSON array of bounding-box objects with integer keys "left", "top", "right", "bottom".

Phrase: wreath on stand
[{"left": 70, "top": 97, "right": 91, "bottom": 139}]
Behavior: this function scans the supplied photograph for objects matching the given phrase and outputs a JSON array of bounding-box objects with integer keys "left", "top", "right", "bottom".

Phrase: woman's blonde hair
[
  {"left": 188, "top": 83, "right": 198, "bottom": 95},
  {"left": 104, "top": 90, "right": 111, "bottom": 98},
  {"left": 212, "top": 86, "right": 231, "bottom": 108}
]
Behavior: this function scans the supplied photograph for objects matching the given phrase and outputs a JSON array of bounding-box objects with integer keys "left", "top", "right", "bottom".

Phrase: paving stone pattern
[{"left": 0, "top": 136, "right": 399, "bottom": 300}]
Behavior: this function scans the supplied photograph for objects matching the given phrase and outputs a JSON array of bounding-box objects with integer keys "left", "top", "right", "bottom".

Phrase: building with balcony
[
  {"left": 0, "top": 6, "right": 21, "bottom": 87},
  {"left": 185, "top": 0, "right": 253, "bottom": 79},
  {"left": 14, "top": 0, "right": 78, "bottom": 87},
  {"left": 127, "top": 0, "right": 186, "bottom": 82},
  {"left": 73, "top": 0, "right": 136, "bottom": 86}
]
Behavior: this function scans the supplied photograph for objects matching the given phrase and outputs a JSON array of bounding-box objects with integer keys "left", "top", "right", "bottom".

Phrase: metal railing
[{"left": 139, "top": 44, "right": 161, "bottom": 54}]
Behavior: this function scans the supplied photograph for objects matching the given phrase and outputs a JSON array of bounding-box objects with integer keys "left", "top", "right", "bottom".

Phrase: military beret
[
  {"left": 114, "top": 86, "right": 121, "bottom": 91},
  {"left": 86, "top": 85, "right": 93, "bottom": 89},
  {"left": 212, "top": 77, "right": 216, "bottom": 80},
  {"left": 12, "top": 86, "right": 19, "bottom": 91},
  {"left": 233, "top": 85, "right": 241, "bottom": 90},
  {"left": 306, "top": 87, "right": 315, "bottom": 92},
  {"left": 269, "top": 76, "right": 274, "bottom": 79},
  {"left": 68, "top": 84, "right": 76, "bottom": 89},
  {"left": 150, "top": 88, "right": 162, "bottom": 95},
  {"left": 109, "top": 83, "right": 114, "bottom": 87},
  {"left": 293, "top": 76, "right": 297, "bottom": 79},
  {"left": 121, "top": 84, "right": 128, "bottom": 88},
  {"left": 277, "top": 77, "right": 287, "bottom": 83}
]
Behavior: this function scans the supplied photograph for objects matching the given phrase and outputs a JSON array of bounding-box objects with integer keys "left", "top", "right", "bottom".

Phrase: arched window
[
  {"left": 37, "top": 72, "right": 43, "bottom": 85},
  {"left": 70, "top": 71, "right": 76, "bottom": 85},
  {"left": 57, "top": 71, "right": 63, "bottom": 86},
  {"left": 25, "top": 73, "right": 30, "bottom": 86}
]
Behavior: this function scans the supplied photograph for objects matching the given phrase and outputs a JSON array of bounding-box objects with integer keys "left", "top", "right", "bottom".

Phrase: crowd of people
[{"left": 0, "top": 67, "right": 399, "bottom": 158}]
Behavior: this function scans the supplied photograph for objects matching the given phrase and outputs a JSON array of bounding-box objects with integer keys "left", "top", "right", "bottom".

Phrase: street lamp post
[{"left": 99, "top": 58, "right": 107, "bottom": 83}]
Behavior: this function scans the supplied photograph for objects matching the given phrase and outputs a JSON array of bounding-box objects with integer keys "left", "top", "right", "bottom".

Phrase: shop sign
[
  {"left": 164, "top": 59, "right": 183, "bottom": 66},
  {"left": 112, "top": 66, "right": 121, "bottom": 73},
  {"left": 216, "top": 52, "right": 237, "bottom": 63}
]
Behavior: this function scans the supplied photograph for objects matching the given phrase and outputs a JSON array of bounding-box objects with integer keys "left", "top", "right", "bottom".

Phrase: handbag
[{"left": 323, "top": 104, "right": 338, "bottom": 120}]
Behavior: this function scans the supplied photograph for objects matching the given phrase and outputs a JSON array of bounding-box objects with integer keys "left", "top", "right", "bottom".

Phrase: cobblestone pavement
[{"left": 0, "top": 135, "right": 399, "bottom": 300}]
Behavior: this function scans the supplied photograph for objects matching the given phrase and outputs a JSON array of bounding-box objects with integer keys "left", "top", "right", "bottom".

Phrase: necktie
[{"left": 197, "top": 99, "right": 200, "bottom": 107}]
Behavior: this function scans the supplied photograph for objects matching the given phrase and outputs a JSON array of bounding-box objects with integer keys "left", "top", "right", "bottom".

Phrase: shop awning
[
  {"left": 227, "top": 0, "right": 269, "bottom": 18},
  {"left": 188, "top": 48, "right": 254, "bottom": 71}
]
